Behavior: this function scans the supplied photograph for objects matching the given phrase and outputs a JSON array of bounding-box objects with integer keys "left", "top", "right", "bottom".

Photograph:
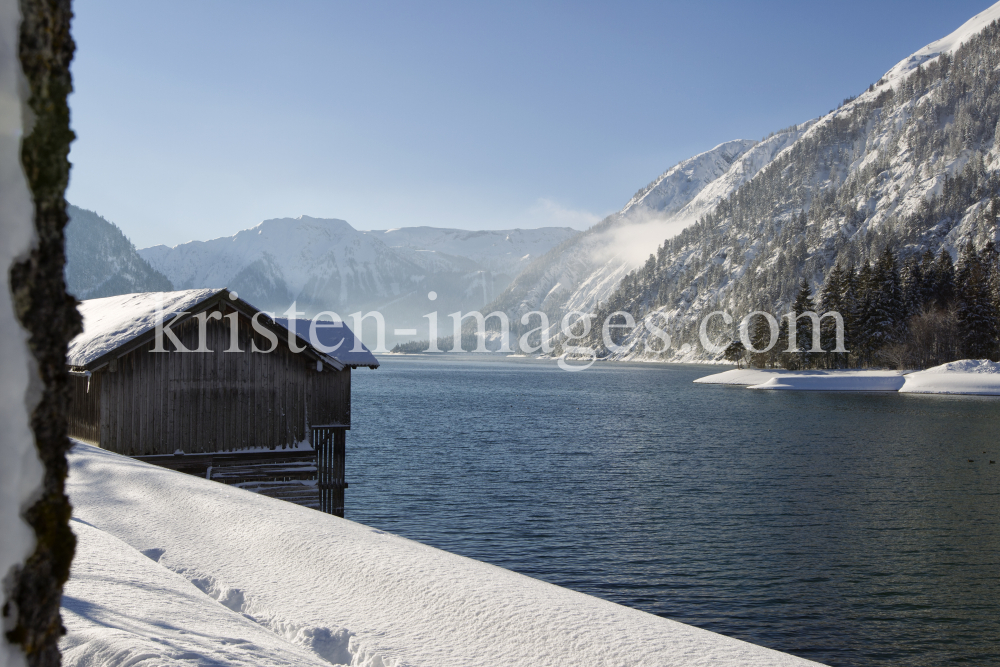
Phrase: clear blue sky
[{"left": 67, "top": 0, "right": 995, "bottom": 248}]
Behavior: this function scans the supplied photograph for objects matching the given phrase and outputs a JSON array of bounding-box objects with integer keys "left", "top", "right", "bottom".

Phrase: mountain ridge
[{"left": 137, "top": 216, "right": 577, "bottom": 344}]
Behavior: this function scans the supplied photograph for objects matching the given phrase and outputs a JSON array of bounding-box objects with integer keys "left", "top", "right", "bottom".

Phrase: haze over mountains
[
  {"left": 65, "top": 2, "right": 1000, "bottom": 359},
  {"left": 488, "top": 133, "right": 806, "bottom": 323},
  {"left": 64, "top": 207, "right": 576, "bottom": 345}
]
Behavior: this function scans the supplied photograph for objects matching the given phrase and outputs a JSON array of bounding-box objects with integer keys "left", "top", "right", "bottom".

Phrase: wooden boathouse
[{"left": 66, "top": 288, "right": 379, "bottom": 516}]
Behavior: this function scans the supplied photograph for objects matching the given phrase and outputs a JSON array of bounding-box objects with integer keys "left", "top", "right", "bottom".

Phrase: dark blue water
[{"left": 348, "top": 356, "right": 1000, "bottom": 666}]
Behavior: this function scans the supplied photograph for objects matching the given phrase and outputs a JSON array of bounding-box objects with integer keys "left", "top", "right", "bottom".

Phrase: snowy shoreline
[
  {"left": 64, "top": 442, "right": 821, "bottom": 667},
  {"left": 694, "top": 360, "right": 1000, "bottom": 395}
]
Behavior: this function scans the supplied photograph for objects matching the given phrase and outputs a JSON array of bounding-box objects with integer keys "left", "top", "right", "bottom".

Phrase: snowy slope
[
  {"left": 62, "top": 520, "right": 336, "bottom": 667},
  {"left": 881, "top": 3, "right": 1000, "bottom": 85},
  {"left": 693, "top": 369, "right": 905, "bottom": 387},
  {"left": 565, "top": 2, "right": 1000, "bottom": 362},
  {"left": 562, "top": 129, "right": 811, "bottom": 315},
  {"left": 694, "top": 362, "right": 1000, "bottom": 394},
  {"left": 65, "top": 442, "right": 822, "bottom": 667},
  {"left": 900, "top": 359, "right": 1000, "bottom": 394}
]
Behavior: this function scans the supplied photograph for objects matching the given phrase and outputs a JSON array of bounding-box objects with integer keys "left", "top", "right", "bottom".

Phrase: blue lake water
[{"left": 349, "top": 356, "right": 1000, "bottom": 666}]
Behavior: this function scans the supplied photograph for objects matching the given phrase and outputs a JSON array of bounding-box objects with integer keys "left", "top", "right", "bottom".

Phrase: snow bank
[
  {"left": 900, "top": 359, "right": 1000, "bottom": 395},
  {"left": 693, "top": 369, "right": 907, "bottom": 391},
  {"left": 0, "top": 0, "right": 43, "bottom": 664},
  {"left": 693, "top": 369, "right": 802, "bottom": 385},
  {"left": 66, "top": 442, "right": 822, "bottom": 667},
  {"left": 697, "top": 362, "right": 1000, "bottom": 395},
  {"left": 748, "top": 372, "right": 906, "bottom": 392}
]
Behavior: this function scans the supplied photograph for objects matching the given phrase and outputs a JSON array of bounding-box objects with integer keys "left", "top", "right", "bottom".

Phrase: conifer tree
[
  {"left": 724, "top": 340, "right": 746, "bottom": 368},
  {"left": 901, "top": 256, "right": 923, "bottom": 319},
  {"left": 862, "top": 248, "right": 903, "bottom": 365},
  {"left": 918, "top": 250, "right": 937, "bottom": 309},
  {"left": 956, "top": 241, "right": 998, "bottom": 359},
  {"left": 842, "top": 264, "right": 861, "bottom": 366},
  {"left": 819, "top": 264, "right": 848, "bottom": 368},
  {"left": 747, "top": 312, "right": 774, "bottom": 368},
  {"left": 787, "top": 278, "right": 816, "bottom": 368},
  {"left": 988, "top": 243, "right": 1000, "bottom": 338},
  {"left": 854, "top": 260, "right": 876, "bottom": 365},
  {"left": 931, "top": 250, "right": 956, "bottom": 309}
]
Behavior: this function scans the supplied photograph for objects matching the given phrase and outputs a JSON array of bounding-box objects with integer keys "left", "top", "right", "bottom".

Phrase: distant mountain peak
[{"left": 123, "top": 217, "right": 577, "bottom": 345}]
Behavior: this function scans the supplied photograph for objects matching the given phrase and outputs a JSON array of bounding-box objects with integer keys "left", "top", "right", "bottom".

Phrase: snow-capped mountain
[
  {"left": 139, "top": 217, "right": 577, "bottom": 342},
  {"left": 494, "top": 2, "right": 1000, "bottom": 360},
  {"left": 65, "top": 205, "right": 173, "bottom": 299}
]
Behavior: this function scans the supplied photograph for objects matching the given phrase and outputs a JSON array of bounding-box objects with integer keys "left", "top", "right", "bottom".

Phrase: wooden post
[{"left": 313, "top": 424, "right": 347, "bottom": 517}]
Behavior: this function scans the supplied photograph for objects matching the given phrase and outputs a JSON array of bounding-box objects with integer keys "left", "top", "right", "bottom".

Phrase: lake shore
[{"left": 694, "top": 359, "right": 1000, "bottom": 395}]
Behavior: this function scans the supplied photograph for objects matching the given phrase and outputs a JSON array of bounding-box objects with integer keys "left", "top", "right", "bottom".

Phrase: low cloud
[
  {"left": 525, "top": 198, "right": 602, "bottom": 230},
  {"left": 591, "top": 210, "right": 697, "bottom": 269}
]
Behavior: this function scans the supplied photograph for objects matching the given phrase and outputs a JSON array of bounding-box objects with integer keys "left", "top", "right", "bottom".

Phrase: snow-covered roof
[
  {"left": 68, "top": 289, "right": 222, "bottom": 368},
  {"left": 67, "top": 289, "right": 376, "bottom": 371},
  {"left": 274, "top": 318, "right": 379, "bottom": 369}
]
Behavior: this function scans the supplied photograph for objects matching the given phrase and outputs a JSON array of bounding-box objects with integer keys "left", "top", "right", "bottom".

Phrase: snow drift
[
  {"left": 900, "top": 359, "right": 1000, "bottom": 394},
  {"left": 696, "top": 361, "right": 1000, "bottom": 395},
  {"left": 64, "top": 441, "right": 821, "bottom": 667}
]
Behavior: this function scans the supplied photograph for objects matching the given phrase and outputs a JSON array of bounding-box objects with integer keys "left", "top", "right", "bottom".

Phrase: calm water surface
[{"left": 348, "top": 356, "right": 1000, "bottom": 666}]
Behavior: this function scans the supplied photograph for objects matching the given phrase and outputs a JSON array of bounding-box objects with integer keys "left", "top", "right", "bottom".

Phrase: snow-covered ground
[
  {"left": 900, "top": 359, "right": 1000, "bottom": 395},
  {"left": 748, "top": 372, "right": 907, "bottom": 392},
  {"left": 693, "top": 369, "right": 906, "bottom": 390},
  {"left": 695, "top": 361, "right": 1000, "bottom": 395},
  {"left": 64, "top": 441, "right": 822, "bottom": 667},
  {"left": 61, "top": 520, "right": 337, "bottom": 667}
]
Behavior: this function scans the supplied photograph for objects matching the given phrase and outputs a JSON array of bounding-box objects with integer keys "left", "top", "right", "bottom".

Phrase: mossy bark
[{"left": 4, "top": 0, "right": 79, "bottom": 665}]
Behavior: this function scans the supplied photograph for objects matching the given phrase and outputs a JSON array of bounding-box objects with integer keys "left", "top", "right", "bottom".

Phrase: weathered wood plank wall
[
  {"left": 67, "top": 306, "right": 351, "bottom": 456},
  {"left": 67, "top": 373, "right": 101, "bottom": 444}
]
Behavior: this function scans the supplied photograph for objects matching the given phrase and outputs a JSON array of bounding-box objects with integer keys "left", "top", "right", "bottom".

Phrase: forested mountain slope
[
  {"left": 64, "top": 205, "right": 173, "bottom": 299},
  {"left": 565, "top": 4, "right": 1000, "bottom": 362}
]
